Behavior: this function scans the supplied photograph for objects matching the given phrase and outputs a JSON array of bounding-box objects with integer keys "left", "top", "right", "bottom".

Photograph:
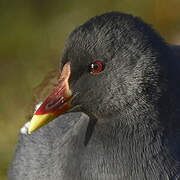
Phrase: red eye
[{"left": 89, "top": 61, "right": 104, "bottom": 74}]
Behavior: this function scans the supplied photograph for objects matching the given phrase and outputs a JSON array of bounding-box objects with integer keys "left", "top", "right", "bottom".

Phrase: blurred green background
[{"left": 1, "top": 0, "right": 180, "bottom": 179}]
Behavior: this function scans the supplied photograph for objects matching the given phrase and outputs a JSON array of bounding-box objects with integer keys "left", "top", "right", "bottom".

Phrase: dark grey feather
[{"left": 9, "top": 12, "right": 180, "bottom": 180}]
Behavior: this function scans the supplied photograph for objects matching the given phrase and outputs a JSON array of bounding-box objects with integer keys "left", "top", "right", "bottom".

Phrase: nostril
[
  {"left": 45, "top": 97, "right": 65, "bottom": 110},
  {"left": 45, "top": 101, "right": 55, "bottom": 109}
]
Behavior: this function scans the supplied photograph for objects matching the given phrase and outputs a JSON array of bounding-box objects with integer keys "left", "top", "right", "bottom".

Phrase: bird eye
[{"left": 89, "top": 61, "right": 104, "bottom": 74}]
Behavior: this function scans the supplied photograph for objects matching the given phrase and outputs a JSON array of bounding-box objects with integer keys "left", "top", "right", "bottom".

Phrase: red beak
[{"left": 28, "top": 62, "right": 73, "bottom": 134}]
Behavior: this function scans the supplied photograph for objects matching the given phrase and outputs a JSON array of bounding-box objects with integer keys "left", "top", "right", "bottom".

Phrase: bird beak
[{"left": 28, "top": 62, "right": 73, "bottom": 134}]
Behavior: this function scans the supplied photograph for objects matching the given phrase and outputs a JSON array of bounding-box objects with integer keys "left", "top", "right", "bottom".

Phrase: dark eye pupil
[
  {"left": 89, "top": 61, "right": 104, "bottom": 74},
  {"left": 93, "top": 64, "right": 100, "bottom": 70}
]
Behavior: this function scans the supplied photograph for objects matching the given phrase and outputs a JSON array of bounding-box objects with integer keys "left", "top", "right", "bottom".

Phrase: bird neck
[{"left": 82, "top": 115, "right": 180, "bottom": 179}]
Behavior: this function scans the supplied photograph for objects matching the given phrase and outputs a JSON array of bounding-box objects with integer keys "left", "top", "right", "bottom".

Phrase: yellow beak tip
[
  {"left": 28, "top": 113, "right": 56, "bottom": 134},
  {"left": 28, "top": 128, "right": 32, "bottom": 135}
]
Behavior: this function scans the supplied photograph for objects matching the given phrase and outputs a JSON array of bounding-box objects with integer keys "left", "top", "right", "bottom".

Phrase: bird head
[{"left": 28, "top": 12, "right": 171, "bottom": 134}]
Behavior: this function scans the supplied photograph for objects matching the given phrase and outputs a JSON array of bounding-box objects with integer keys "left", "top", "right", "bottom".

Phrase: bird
[{"left": 8, "top": 12, "right": 180, "bottom": 180}]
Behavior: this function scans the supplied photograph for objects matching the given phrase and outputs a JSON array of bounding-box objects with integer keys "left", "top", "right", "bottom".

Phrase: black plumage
[{"left": 9, "top": 12, "right": 180, "bottom": 179}]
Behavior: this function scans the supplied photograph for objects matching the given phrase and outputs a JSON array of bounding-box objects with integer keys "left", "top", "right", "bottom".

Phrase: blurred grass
[{"left": 0, "top": 0, "right": 180, "bottom": 179}]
